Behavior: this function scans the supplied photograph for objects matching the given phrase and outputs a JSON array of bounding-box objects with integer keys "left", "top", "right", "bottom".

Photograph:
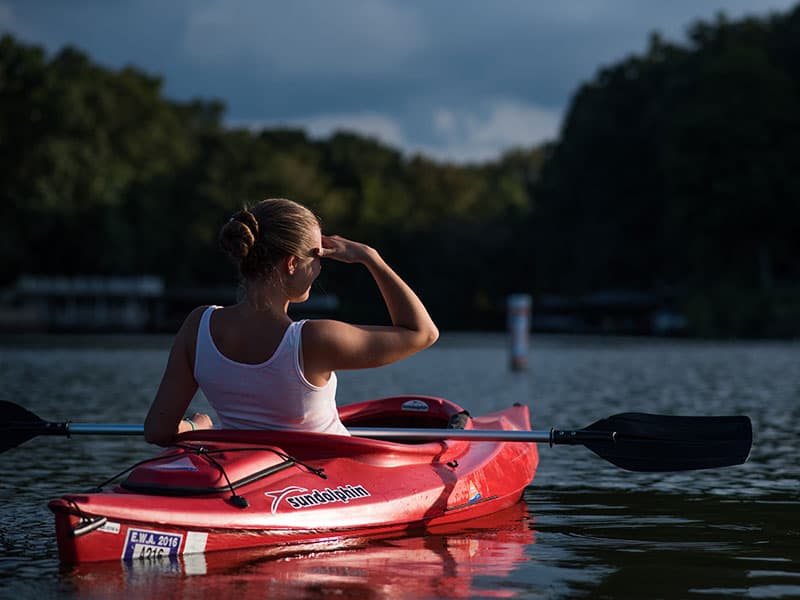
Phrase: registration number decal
[{"left": 122, "top": 528, "right": 183, "bottom": 560}]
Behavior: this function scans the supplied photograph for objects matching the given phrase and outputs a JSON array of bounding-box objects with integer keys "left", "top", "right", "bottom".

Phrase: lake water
[{"left": 0, "top": 333, "right": 798, "bottom": 599}]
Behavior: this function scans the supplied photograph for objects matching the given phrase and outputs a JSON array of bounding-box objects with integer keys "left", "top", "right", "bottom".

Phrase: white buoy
[{"left": 507, "top": 294, "right": 532, "bottom": 371}]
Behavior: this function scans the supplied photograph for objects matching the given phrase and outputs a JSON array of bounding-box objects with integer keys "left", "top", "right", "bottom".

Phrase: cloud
[
  {"left": 182, "top": 0, "right": 426, "bottom": 76},
  {"left": 303, "top": 113, "right": 408, "bottom": 149},
  {"left": 420, "top": 99, "right": 563, "bottom": 163},
  {"left": 230, "top": 98, "right": 562, "bottom": 164}
]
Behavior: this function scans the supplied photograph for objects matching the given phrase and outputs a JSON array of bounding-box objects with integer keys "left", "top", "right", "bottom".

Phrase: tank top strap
[
  {"left": 286, "top": 319, "right": 307, "bottom": 370},
  {"left": 199, "top": 305, "right": 217, "bottom": 331},
  {"left": 194, "top": 305, "right": 221, "bottom": 378}
]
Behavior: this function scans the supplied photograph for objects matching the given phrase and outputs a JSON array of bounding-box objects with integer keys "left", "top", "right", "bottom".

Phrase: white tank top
[{"left": 193, "top": 306, "right": 349, "bottom": 435}]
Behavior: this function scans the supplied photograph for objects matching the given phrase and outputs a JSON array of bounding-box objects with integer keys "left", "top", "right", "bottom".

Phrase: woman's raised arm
[{"left": 302, "top": 235, "right": 438, "bottom": 378}]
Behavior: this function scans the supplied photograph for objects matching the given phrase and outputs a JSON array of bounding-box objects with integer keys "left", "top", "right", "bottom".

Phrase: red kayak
[{"left": 49, "top": 396, "right": 539, "bottom": 563}]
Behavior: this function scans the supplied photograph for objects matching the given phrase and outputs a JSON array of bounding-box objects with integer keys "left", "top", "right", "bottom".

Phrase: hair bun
[
  {"left": 232, "top": 210, "right": 259, "bottom": 236},
  {"left": 219, "top": 209, "right": 259, "bottom": 260}
]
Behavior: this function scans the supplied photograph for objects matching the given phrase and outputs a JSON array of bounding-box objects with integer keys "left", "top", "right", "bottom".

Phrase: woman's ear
[{"left": 286, "top": 255, "right": 298, "bottom": 276}]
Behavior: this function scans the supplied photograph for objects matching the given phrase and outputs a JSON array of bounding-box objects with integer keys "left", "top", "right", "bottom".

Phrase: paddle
[{"left": 0, "top": 401, "right": 751, "bottom": 472}]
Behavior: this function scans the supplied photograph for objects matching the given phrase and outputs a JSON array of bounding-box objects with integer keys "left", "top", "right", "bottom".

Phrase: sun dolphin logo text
[
  {"left": 264, "top": 485, "right": 371, "bottom": 512},
  {"left": 286, "top": 485, "right": 370, "bottom": 509}
]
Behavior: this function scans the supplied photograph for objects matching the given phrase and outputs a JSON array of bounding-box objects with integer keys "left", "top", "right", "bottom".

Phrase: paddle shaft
[
  {"left": 24, "top": 422, "right": 603, "bottom": 444},
  {"left": 354, "top": 427, "right": 610, "bottom": 444}
]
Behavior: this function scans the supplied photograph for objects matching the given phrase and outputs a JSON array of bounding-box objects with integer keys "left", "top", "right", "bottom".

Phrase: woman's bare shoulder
[
  {"left": 173, "top": 305, "right": 214, "bottom": 354},
  {"left": 182, "top": 305, "right": 212, "bottom": 331},
  {"left": 301, "top": 318, "right": 342, "bottom": 340},
  {"left": 301, "top": 318, "right": 363, "bottom": 353}
]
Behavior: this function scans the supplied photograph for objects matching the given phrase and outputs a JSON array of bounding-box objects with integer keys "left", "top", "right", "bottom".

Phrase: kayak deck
[{"left": 49, "top": 396, "right": 538, "bottom": 563}]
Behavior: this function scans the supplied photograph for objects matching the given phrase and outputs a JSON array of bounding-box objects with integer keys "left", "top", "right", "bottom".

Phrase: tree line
[{"left": 1, "top": 5, "right": 799, "bottom": 336}]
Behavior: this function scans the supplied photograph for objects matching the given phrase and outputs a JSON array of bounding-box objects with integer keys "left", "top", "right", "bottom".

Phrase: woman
[{"left": 144, "top": 198, "right": 438, "bottom": 444}]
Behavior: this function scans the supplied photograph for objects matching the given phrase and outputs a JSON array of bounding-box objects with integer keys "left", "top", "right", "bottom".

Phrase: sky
[{"left": 1, "top": 0, "right": 797, "bottom": 164}]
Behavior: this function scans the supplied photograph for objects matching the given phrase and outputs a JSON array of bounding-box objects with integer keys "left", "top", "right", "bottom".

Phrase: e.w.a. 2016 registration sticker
[{"left": 122, "top": 528, "right": 183, "bottom": 560}]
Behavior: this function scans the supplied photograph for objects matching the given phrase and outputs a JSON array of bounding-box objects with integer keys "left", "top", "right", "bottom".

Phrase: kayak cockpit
[
  {"left": 171, "top": 396, "right": 473, "bottom": 466},
  {"left": 119, "top": 396, "right": 475, "bottom": 496}
]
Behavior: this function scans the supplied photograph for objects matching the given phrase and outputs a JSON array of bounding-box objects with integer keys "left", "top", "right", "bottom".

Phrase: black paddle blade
[
  {"left": 580, "top": 412, "right": 753, "bottom": 472},
  {"left": 0, "top": 401, "right": 66, "bottom": 452}
]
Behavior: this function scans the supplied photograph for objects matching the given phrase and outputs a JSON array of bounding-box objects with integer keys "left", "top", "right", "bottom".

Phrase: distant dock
[{"left": 0, "top": 275, "right": 339, "bottom": 333}]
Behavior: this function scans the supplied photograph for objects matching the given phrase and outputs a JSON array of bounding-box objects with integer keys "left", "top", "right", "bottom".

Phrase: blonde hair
[{"left": 218, "top": 198, "right": 320, "bottom": 281}]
